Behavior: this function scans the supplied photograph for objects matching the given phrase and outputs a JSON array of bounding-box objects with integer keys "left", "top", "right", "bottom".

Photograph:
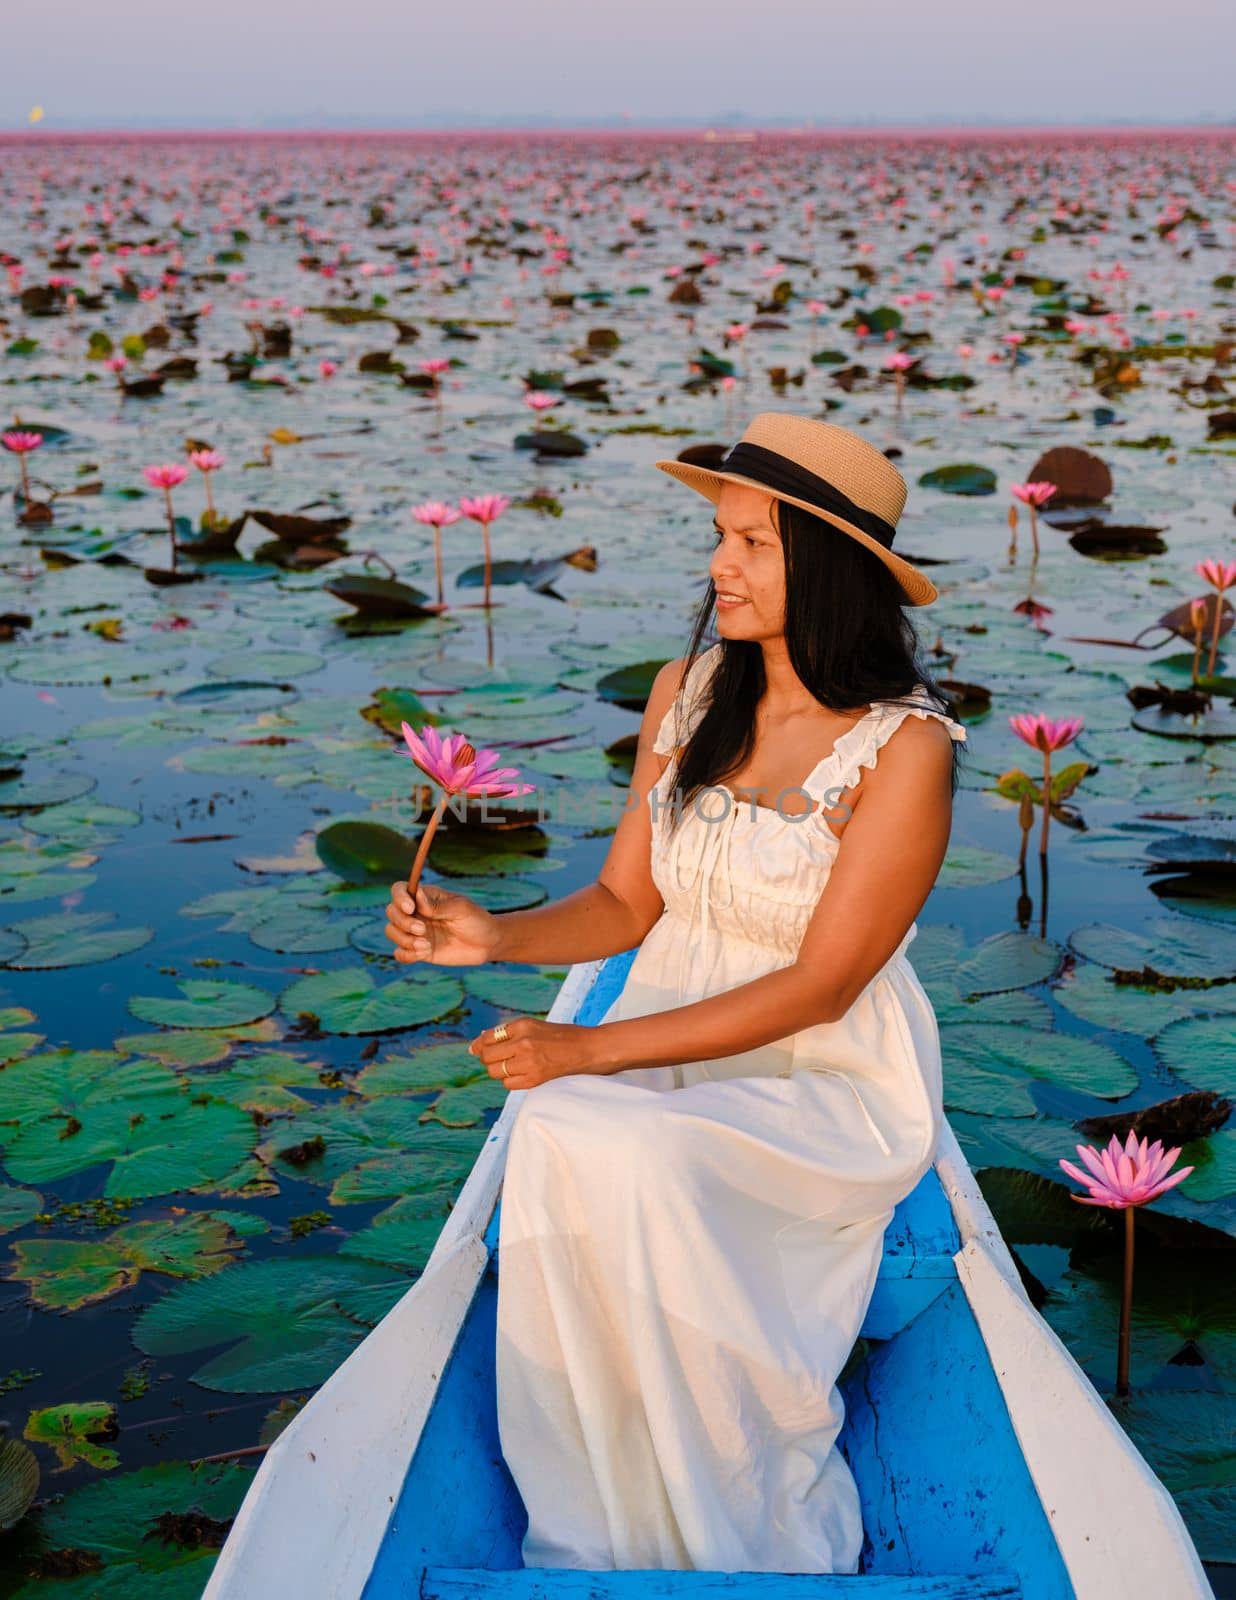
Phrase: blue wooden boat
[{"left": 204, "top": 949, "right": 1211, "bottom": 1600}]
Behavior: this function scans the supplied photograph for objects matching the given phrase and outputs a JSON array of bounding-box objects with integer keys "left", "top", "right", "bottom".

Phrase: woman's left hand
[{"left": 469, "top": 1018, "right": 601, "bottom": 1091}]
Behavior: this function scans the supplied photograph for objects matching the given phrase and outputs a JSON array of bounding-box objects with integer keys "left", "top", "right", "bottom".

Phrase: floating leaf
[
  {"left": 462, "top": 966, "right": 565, "bottom": 1015},
  {"left": 945, "top": 1022, "right": 1138, "bottom": 1099},
  {"left": 279, "top": 965, "right": 463, "bottom": 1034},
  {"left": 25, "top": 1401, "right": 119, "bottom": 1472},
  {"left": 1, "top": 910, "right": 153, "bottom": 969},
  {"left": 1155, "top": 1016, "right": 1236, "bottom": 1099},
  {"left": 128, "top": 979, "right": 275, "bottom": 1030},
  {"left": 917, "top": 462, "right": 998, "bottom": 496},
  {"left": 11, "top": 1459, "right": 252, "bottom": 1590},
  {"left": 11, "top": 1214, "right": 241, "bottom": 1311},
  {"left": 132, "top": 1256, "right": 408, "bottom": 1392},
  {"left": 0, "top": 1051, "right": 256, "bottom": 1196},
  {"left": 1113, "top": 1392, "right": 1236, "bottom": 1564},
  {"left": 0, "top": 1185, "right": 42, "bottom": 1234},
  {"left": 0, "top": 1437, "right": 39, "bottom": 1532}
]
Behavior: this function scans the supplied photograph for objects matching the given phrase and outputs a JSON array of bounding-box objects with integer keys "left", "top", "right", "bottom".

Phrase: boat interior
[{"left": 360, "top": 952, "right": 1074, "bottom": 1600}]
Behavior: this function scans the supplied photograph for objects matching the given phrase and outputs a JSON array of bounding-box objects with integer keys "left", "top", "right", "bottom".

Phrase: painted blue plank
[
  {"left": 572, "top": 946, "right": 640, "bottom": 1026},
  {"left": 838, "top": 1283, "right": 1075, "bottom": 1600},
  {"left": 422, "top": 1569, "right": 1022, "bottom": 1597},
  {"left": 363, "top": 1277, "right": 525, "bottom": 1600}
]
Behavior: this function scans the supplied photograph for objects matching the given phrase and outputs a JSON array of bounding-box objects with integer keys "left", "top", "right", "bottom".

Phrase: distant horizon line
[{"left": 4, "top": 115, "right": 1234, "bottom": 139}]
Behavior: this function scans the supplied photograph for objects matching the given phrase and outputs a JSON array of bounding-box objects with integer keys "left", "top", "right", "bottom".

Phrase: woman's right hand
[{"left": 384, "top": 881, "right": 501, "bottom": 967}]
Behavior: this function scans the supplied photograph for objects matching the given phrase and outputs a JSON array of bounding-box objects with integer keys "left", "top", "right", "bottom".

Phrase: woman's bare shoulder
[{"left": 641, "top": 647, "right": 721, "bottom": 753}]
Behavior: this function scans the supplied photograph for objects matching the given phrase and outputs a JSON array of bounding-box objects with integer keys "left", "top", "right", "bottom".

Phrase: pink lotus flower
[
  {"left": 419, "top": 357, "right": 452, "bottom": 385},
  {"left": 459, "top": 492, "right": 511, "bottom": 610},
  {"left": 399, "top": 724, "right": 533, "bottom": 801},
  {"left": 319, "top": 359, "right": 338, "bottom": 378},
  {"left": 2, "top": 430, "right": 43, "bottom": 454},
  {"left": 1007, "top": 712, "right": 1084, "bottom": 877},
  {"left": 725, "top": 322, "right": 749, "bottom": 341},
  {"left": 523, "top": 391, "right": 558, "bottom": 411},
  {"left": 3, "top": 430, "right": 43, "bottom": 501},
  {"left": 884, "top": 351, "right": 915, "bottom": 371},
  {"left": 1194, "top": 558, "right": 1236, "bottom": 676},
  {"left": 143, "top": 463, "right": 189, "bottom": 568},
  {"left": 1009, "top": 712, "right": 1083, "bottom": 753},
  {"left": 1011, "top": 481, "right": 1057, "bottom": 509},
  {"left": 189, "top": 449, "right": 225, "bottom": 520},
  {"left": 411, "top": 499, "right": 462, "bottom": 609},
  {"left": 1060, "top": 1131, "right": 1193, "bottom": 1210},
  {"left": 1008, "top": 481, "right": 1056, "bottom": 560},
  {"left": 1059, "top": 1130, "right": 1194, "bottom": 1396},
  {"left": 397, "top": 724, "right": 534, "bottom": 900}
]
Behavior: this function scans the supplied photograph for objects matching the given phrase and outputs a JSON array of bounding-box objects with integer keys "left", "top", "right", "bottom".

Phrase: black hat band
[{"left": 718, "top": 441, "right": 897, "bottom": 551}]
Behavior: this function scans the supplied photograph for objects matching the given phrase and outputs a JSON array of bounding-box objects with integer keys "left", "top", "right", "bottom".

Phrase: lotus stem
[
  {"left": 1117, "top": 1205, "right": 1134, "bottom": 1397},
  {"left": 481, "top": 519, "right": 493, "bottom": 610},
  {"left": 406, "top": 792, "right": 449, "bottom": 898},
  {"left": 1029, "top": 505, "right": 1040, "bottom": 560},
  {"left": 1039, "top": 749, "right": 1052, "bottom": 857},
  {"left": 433, "top": 526, "right": 445, "bottom": 608},
  {"left": 1192, "top": 618, "right": 1204, "bottom": 686},
  {"left": 203, "top": 471, "right": 216, "bottom": 519},
  {"left": 18, "top": 456, "right": 30, "bottom": 502},
  {"left": 1207, "top": 589, "right": 1227, "bottom": 678},
  {"left": 164, "top": 486, "right": 177, "bottom": 571}
]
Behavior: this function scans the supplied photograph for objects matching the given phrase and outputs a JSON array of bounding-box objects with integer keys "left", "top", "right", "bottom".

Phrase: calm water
[{"left": 0, "top": 128, "right": 1234, "bottom": 1594}]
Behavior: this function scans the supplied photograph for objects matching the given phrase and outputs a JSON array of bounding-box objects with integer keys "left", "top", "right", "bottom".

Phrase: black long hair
[{"left": 666, "top": 495, "right": 966, "bottom": 835}]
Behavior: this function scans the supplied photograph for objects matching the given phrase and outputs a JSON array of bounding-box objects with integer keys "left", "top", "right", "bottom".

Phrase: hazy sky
[{"left": 6, "top": 0, "right": 1234, "bottom": 127}]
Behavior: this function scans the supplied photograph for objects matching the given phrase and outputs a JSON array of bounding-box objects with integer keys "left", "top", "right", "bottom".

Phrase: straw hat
[{"left": 656, "top": 411, "right": 938, "bottom": 607}]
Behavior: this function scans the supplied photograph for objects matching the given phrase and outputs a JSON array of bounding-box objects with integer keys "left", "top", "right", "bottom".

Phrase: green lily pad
[
  {"left": 0, "top": 1185, "right": 42, "bottom": 1234},
  {"left": 1, "top": 910, "right": 154, "bottom": 969},
  {"left": 946, "top": 1021, "right": 1137, "bottom": 1099},
  {"left": 115, "top": 1023, "right": 277, "bottom": 1068},
  {"left": 10, "top": 1459, "right": 252, "bottom": 1593},
  {"left": 917, "top": 462, "right": 998, "bottom": 496},
  {"left": 1070, "top": 918, "right": 1236, "bottom": 982},
  {"left": 315, "top": 819, "right": 414, "bottom": 883},
  {"left": 25, "top": 1401, "right": 119, "bottom": 1472},
  {"left": 11, "top": 1214, "right": 241, "bottom": 1310},
  {"left": 0, "top": 1436, "right": 39, "bottom": 1533},
  {"left": 1055, "top": 960, "right": 1236, "bottom": 1035},
  {"left": 279, "top": 966, "right": 464, "bottom": 1034},
  {"left": 0, "top": 1051, "right": 257, "bottom": 1196},
  {"left": 1155, "top": 1016, "right": 1236, "bottom": 1098},
  {"left": 339, "top": 1190, "right": 455, "bottom": 1271},
  {"left": 596, "top": 659, "right": 669, "bottom": 711},
  {"left": 1042, "top": 1252, "right": 1236, "bottom": 1391},
  {"left": 128, "top": 979, "right": 275, "bottom": 1030},
  {"left": 955, "top": 931, "right": 1063, "bottom": 994},
  {"left": 462, "top": 966, "right": 566, "bottom": 1015},
  {"left": 132, "top": 1256, "right": 409, "bottom": 1392},
  {"left": 1177, "top": 1130, "right": 1236, "bottom": 1203},
  {"left": 185, "top": 1051, "right": 325, "bottom": 1113},
  {"left": 422, "top": 1074, "right": 507, "bottom": 1128},
  {"left": 935, "top": 846, "right": 1019, "bottom": 888},
  {"left": 1112, "top": 1393, "right": 1236, "bottom": 1563},
  {"left": 356, "top": 1042, "right": 477, "bottom": 1097}
]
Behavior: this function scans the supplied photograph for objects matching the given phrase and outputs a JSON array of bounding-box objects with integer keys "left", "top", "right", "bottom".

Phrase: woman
[{"left": 384, "top": 413, "right": 967, "bottom": 1576}]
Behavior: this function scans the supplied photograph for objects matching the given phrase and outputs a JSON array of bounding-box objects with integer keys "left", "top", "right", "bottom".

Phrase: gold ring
[
  {"left": 501, "top": 1059, "right": 511, "bottom": 1078},
  {"left": 492, "top": 1023, "right": 510, "bottom": 1043}
]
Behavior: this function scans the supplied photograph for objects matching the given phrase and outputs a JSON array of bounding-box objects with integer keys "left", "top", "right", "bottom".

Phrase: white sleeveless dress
[{"left": 495, "top": 645, "right": 967, "bottom": 1575}]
